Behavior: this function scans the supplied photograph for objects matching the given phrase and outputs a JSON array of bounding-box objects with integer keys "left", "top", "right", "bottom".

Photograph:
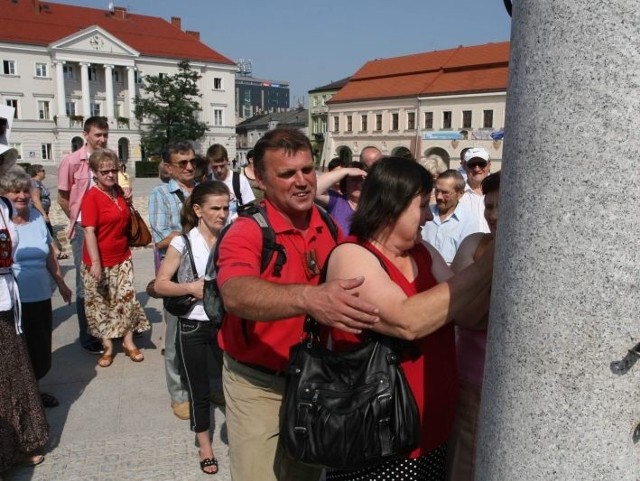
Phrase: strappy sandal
[
  {"left": 56, "top": 253, "right": 69, "bottom": 260},
  {"left": 123, "top": 346, "right": 144, "bottom": 362},
  {"left": 200, "top": 457, "right": 218, "bottom": 475},
  {"left": 15, "top": 454, "right": 45, "bottom": 467},
  {"left": 98, "top": 353, "right": 113, "bottom": 367}
]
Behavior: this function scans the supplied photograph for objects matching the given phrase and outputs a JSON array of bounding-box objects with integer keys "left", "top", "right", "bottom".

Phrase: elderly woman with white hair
[{"left": 0, "top": 151, "right": 49, "bottom": 473}]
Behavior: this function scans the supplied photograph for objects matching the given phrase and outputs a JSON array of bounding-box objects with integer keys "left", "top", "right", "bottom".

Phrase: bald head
[{"left": 360, "top": 146, "right": 382, "bottom": 168}]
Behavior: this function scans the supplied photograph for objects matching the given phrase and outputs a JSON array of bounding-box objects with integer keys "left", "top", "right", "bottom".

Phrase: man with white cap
[{"left": 459, "top": 147, "right": 491, "bottom": 233}]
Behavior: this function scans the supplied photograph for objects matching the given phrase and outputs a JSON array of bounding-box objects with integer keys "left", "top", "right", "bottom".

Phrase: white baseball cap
[{"left": 463, "top": 148, "right": 490, "bottom": 163}]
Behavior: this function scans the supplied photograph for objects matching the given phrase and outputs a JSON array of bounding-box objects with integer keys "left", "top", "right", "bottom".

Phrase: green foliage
[{"left": 134, "top": 60, "right": 208, "bottom": 156}]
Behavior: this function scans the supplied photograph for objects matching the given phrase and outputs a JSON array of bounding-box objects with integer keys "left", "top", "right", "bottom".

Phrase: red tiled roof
[
  {"left": 330, "top": 42, "right": 510, "bottom": 103},
  {"left": 0, "top": 0, "right": 235, "bottom": 65}
]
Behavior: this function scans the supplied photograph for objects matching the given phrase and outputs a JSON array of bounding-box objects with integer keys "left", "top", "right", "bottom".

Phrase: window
[
  {"left": 375, "top": 114, "right": 382, "bottom": 131},
  {"left": 159, "top": 73, "right": 167, "bottom": 80},
  {"left": 346, "top": 115, "right": 352, "bottom": 132},
  {"left": 112, "top": 69, "right": 121, "bottom": 83},
  {"left": 424, "top": 111, "right": 433, "bottom": 129},
  {"left": 333, "top": 116, "right": 339, "bottom": 133},
  {"left": 2, "top": 60, "right": 16, "bottom": 75},
  {"left": 63, "top": 65, "right": 75, "bottom": 80},
  {"left": 5, "top": 99, "right": 18, "bottom": 118},
  {"left": 38, "top": 100, "right": 51, "bottom": 120},
  {"left": 90, "top": 102, "right": 101, "bottom": 117},
  {"left": 65, "top": 101, "right": 76, "bottom": 116},
  {"left": 442, "top": 111, "right": 452, "bottom": 129},
  {"left": 213, "top": 109, "right": 223, "bottom": 126},
  {"left": 35, "top": 62, "right": 48, "bottom": 78},
  {"left": 462, "top": 110, "right": 472, "bottom": 129},
  {"left": 213, "top": 77, "right": 223, "bottom": 90},
  {"left": 391, "top": 113, "right": 399, "bottom": 130},
  {"left": 361, "top": 114, "right": 368, "bottom": 132},
  {"left": 483, "top": 110, "right": 494, "bottom": 129},
  {"left": 134, "top": 70, "right": 143, "bottom": 84},
  {"left": 88, "top": 67, "right": 98, "bottom": 82},
  {"left": 41, "top": 143, "right": 52, "bottom": 160},
  {"left": 9, "top": 143, "right": 22, "bottom": 159},
  {"left": 407, "top": 112, "right": 416, "bottom": 130},
  {"left": 312, "top": 97, "right": 318, "bottom": 108}
]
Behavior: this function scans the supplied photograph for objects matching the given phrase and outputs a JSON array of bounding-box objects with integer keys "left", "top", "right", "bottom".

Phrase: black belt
[{"left": 229, "top": 354, "right": 285, "bottom": 377}]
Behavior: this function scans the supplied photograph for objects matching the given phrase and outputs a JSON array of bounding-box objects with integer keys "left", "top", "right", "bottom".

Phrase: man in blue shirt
[
  {"left": 421, "top": 170, "right": 477, "bottom": 265},
  {"left": 148, "top": 141, "right": 197, "bottom": 420}
]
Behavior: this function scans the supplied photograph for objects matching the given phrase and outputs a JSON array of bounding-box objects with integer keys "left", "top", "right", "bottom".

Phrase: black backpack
[{"left": 202, "top": 203, "right": 339, "bottom": 327}]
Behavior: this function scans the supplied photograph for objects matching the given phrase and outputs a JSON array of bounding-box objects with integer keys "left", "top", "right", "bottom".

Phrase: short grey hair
[{"left": 0, "top": 165, "right": 31, "bottom": 194}]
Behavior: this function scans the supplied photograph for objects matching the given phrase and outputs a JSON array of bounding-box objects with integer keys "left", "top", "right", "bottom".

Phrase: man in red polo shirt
[{"left": 217, "top": 128, "right": 379, "bottom": 481}]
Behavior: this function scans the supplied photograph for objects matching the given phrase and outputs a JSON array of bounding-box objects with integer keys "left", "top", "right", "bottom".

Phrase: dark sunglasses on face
[
  {"left": 466, "top": 160, "right": 488, "bottom": 170},
  {"left": 172, "top": 158, "right": 196, "bottom": 170},
  {"left": 98, "top": 169, "right": 119, "bottom": 175}
]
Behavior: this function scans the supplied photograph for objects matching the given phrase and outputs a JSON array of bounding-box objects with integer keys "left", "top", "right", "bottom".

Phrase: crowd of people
[{"left": 1, "top": 115, "right": 501, "bottom": 480}]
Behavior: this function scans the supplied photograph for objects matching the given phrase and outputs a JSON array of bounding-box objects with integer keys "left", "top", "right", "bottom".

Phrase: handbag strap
[{"left": 181, "top": 234, "right": 199, "bottom": 279}]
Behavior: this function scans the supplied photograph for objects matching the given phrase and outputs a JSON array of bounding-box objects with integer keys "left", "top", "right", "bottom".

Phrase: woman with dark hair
[
  {"left": 447, "top": 171, "right": 500, "bottom": 481},
  {"left": 81, "top": 149, "right": 150, "bottom": 368},
  {"left": 242, "top": 149, "right": 264, "bottom": 202},
  {"left": 0, "top": 152, "right": 49, "bottom": 473},
  {"left": 154, "top": 181, "right": 230, "bottom": 475},
  {"left": 325, "top": 157, "right": 494, "bottom": 481},
  {"left": 316, "top": 160, "right": 368, "bottom": 234},
  {"left": 28, "top": 164, "right": 66, "bottom": 259}
]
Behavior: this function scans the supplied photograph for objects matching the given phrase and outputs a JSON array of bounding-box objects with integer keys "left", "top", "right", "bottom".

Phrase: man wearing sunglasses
[
  {"left": 58, "top": 116, "right": 111, "bottom": 355},
  {"left": 460, "top": 147, "right": 491, "bottom": 233},
  {"left": 148, "top": 141, "right": 198, "bottom": 421}
]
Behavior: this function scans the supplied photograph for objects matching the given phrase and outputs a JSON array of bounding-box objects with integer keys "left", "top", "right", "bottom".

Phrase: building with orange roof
[
  {"left": 322, "top": 41, "right": 509, "bottom": 170},
  {"left": 0, "top": 0, "right": 237, "bottom": 164}
]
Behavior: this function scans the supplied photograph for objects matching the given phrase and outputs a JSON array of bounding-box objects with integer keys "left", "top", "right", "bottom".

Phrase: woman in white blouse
[{"left": 154, "top": 181, "right": 230, "bottom": 475}]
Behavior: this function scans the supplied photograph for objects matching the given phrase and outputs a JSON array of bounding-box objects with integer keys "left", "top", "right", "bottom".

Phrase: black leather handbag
[
  {"left": 163, "top": 234, "right": 198, "bottom": 317},
  {"left": 280, "top": 317, "right": 421, "bottom": 469}
]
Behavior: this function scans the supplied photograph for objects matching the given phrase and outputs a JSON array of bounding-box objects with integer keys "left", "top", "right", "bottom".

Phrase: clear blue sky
[{"left": 56, "top": 0, "right": 512, "bottom": 107}]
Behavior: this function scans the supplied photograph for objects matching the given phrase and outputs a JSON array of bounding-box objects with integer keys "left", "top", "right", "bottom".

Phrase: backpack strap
[
  {"left": 313, "top": 202, "right": 339, "bottom": 242},
  {"left": 0, "top": 196, "right": 13, "bottom": 218},
  {"left": 232, "top": 171, "right": 243, "bottom": 207},
  {"left": 173, "top": 189, "right": 186, "bottom": 204}
]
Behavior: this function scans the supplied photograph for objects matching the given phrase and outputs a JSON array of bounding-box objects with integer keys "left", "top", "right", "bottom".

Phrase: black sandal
[
  {"left": 40, "top": 392, "right": 59, "bottom": 408},
  {"left": 200, "top": 457, "right": 218, "bottom": 475}
]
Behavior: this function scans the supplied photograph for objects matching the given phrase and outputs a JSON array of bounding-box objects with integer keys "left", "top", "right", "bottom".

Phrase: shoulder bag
[
  {"left": 127, "top": 204, "right": 152, "bottom": 247},
  {"left": 280, "top": 317, "right": 420, "bottom": 469},
  {"left": 163, "top": 234, "right": 198, "bottom": 317}
]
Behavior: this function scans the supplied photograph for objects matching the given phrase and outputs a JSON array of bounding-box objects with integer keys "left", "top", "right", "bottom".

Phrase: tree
[{"left": 134, "top": 60, "right": 208, "bottom": 156}]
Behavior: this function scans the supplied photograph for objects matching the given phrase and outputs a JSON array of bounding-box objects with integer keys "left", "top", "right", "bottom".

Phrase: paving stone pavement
[{"left": 4, "top": 173, "right": 233, "bottom": 480}]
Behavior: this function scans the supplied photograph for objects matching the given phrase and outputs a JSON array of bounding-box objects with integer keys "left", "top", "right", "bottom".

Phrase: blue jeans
[
  {"left": 70, "top": 223, "right": 99, "bottom": 348},
  {"left": 176, "top": 319, "right": 221, "bottom": 432}
]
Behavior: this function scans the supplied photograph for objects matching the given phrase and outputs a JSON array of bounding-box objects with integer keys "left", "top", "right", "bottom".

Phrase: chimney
[
  {"left": 112, "top": 6, "right": 127, "bottom": 19},
  {"left": 186, "top": 30, "right": 200, "bottom": 40},
  {"left": 32, "top": 0, "right": 40, "bottom": 12},
  {"left": 171, "top": 17, "right": 181, "bottom": 29}
]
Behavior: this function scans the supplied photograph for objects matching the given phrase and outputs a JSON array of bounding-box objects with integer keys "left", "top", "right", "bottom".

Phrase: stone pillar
[
  {"left": 127, "top": 67, "right": 136, "bottom": 118},
  {"left": 79, "top": 62, "right": 91, "bottom": 117},
  {"left": 476, "top": 2, "right": 640, "bottom": 480},
  {"left": 54, "top": 61, "right": 66, "bottom": 117},
  {"left": 104, "top": 64, "right": 114, "bottom": 119}
]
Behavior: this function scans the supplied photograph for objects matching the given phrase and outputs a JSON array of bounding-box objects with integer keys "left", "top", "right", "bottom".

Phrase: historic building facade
[
  {"left": 0, "top": 0, "right": 237, "bottom": 164},
  {"left": 324, "top": 42, "right": 509, "bottom": 170}
]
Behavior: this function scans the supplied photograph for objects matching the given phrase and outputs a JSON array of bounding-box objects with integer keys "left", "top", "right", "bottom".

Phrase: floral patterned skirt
[
  {"left": 0, "top": 309, "right": 49, "bottom": 472},
  {"left": 82, "top": 258, "right": 150, "bottom": 339}
]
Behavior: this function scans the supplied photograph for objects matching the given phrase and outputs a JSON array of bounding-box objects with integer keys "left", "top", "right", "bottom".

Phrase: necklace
[{"left": 96, "top": 186, "right": 122, "bottom": 210}]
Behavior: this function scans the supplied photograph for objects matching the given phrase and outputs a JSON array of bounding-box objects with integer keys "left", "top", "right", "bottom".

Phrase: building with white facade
[
  {"left": 325, "top": 42, "right": 509, "bottom": 171},
  {"left": 0, "top": 0, "right": 237, "bottom": 164}
]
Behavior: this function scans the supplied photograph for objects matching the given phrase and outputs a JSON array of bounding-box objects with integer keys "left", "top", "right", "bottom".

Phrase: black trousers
[
  {"left": 175, "top": 318, "right": 222, "bottom": 433},
  {"left": 21, "top": 299, "right": 53, "bottom": 380}
]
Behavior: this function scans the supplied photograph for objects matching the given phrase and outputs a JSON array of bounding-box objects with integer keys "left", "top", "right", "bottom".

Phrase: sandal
[
  {"left": 123, "top": 346, "right": 144, "bottom": 362},
  {"left": 200, "top": 457, "right": 218, "bottom": 475},
  {"left": 15, "top": 454, "right": 45, "bottom": 467},
  {"left": 40, "top": 392, "right": 59, "bottom": 408},
  {"left": 98, "top": 353, "right": 113, "bottom": 367},
  {"left": 56, "top": 252, "right": 69, "bottom": 260}
]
